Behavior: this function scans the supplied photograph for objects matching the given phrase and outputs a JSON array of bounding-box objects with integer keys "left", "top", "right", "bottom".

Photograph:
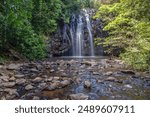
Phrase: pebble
[
  {"left": 7, "top": 64, "right": 20, "bottom": 70},
  {"left": 50, "top": 81, "right": 61, "bottom": 89},
  {"left": 53, "top": 77, "right": 60, "bottom": 80},
  {"left": 4, "top": 88, "right": 19, "bottom": 96},
  {"left": 84, "top": 80, "right": 91, "bottom": 88},
  {"left": 104, "top": 71, "right": 113, "bottom": 76},
  {"left": 33, "top": 77, "right": 43, "bottom": 83},
  {"left": 50, "top": 69, "right": 55, "bottom": 73},
  {"left": 16, "top": 79, "right": 26, "bottom": 85},
  {"left": 25, "top": 84, "right": 34, "bottom": 90},
  {"left": 3, "top": 82, "right": 16, "bottom": 88},
  {"left": 0, "top": 76, "right": 9, "bottom": 82},
  {"left": 9, "top": 76, "right": 16, "bottom": 81},
  {"left": 61, "top": 80, "right": 70, "bottom": 87},
  {"left": 124, "top": 84, "right": 132, "bottom": 89},
  {"left": 38, "top": 83, "right": 47, "bottom": 89},
  {"left": 15, "top": 74, "right": 25, "bottom": 78}
]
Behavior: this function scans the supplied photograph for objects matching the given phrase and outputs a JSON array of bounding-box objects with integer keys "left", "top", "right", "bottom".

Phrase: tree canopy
[
  {"left": 95, "top": 0, "right": 150, "bottom": 71},
  {"left": 0, "top": 0, "right": 83, "bottom": 59}
]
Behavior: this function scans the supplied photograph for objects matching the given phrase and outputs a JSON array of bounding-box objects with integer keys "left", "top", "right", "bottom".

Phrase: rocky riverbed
[{"left": 0, "top": 57, "right": 150, "bottom": 100}]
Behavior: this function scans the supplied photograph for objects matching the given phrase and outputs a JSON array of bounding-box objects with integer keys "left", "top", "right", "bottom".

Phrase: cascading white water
[
  {"left": 84, "top": 10, "right": 95, "bottom": 56},
  {"left": 75, "top": 15, "right": 84, "bottom": 56},
  {"left": 70, "top": 14, "right": 76, "bottom": 56},
  {"left": 61, "top": 9, "right": 95, "bottom": 57}
]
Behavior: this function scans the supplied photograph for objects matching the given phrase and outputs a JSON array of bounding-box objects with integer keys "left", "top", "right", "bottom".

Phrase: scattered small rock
[
  {"left": 30, "top": 68, "right": 39, "bottom": 72},
  {"left": 84, "top": 80, "right": 92, "bottom": 88},
  {"left": 53, "top": 77, "right": 60, "bottom": 80},
  {"left": 124, "top": 84, "right": 132, "bottom": 89},
  {"left": 46, "top": 77, "right": 53, "bottom": 82},
  {"left": 69, "top": 93, "right": 89, "bottom": 100},
  {"left": 61, "top": 73, "right": 68, "bottom": 77},
  {"left": 50, "top": 81, "right": 61, "bottom": 89},
  {"left": 15, "top": 74, "right": 25, "bottom": 78},
  {"left": 33, "top": 77, "right": 43, "bottom": 83},
  {"left": 97, "top": 80, "right": 104, "bottom": 83},
  {"left": 4, "top": 88, "right": 19, "bottom": 96},
  {"left": 38, "top": 83, "right": 47, "bottom": 89},
  {"left": 16, "top": 79, "right": 26, "bottom": 85},
  {"left": 50, "top": 69, "right": 55, "bottom": 73},
  {"left": 76, "top": 78, "right": 81, "bottom": 84},
  {"left": 61, "top": 80, "right": 70, "bottom": 87},
  {"left": 9, "top": 76, "right": 16, "bottom": 81},
  {"left": 3, "top": 82, "right": 16, "bottom": 88},
  {"left": 7, "top": 64, "right": 20, "bottom": 70},
  {"left": 0, "top": 75, "right": 10, "bottom": 82},
  {"left": 25, "top": 84, "right": 34, "bottom": 90},
  {"left": 93, "top": 72, "right": 99, "bottom": 75},
  {"left": 104, "top": 71, "right": 113, "bottom": 76}
]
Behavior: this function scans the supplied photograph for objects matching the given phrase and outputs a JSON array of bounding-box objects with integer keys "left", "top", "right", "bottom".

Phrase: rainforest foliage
[
  {"left": 95, "top": 0, "right": 150, "bottom": 71},
  {"left": 0, "top": 0, "right": 97, "bottom": 59}
]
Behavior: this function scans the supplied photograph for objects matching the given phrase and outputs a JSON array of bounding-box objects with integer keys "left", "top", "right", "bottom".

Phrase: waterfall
[
  {"left": 60, "top": 9, "right": 95, "bottom": 57},
  {"left": 84, "top": 9, "right": 95, "bottom": 56},
  {"left": 75, "top": 15, "right": 84, "bottom": 56}
]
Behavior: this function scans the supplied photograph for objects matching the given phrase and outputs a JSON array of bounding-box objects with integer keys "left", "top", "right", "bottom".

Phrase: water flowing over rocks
[{"left": 0, "top": 57, "right": 150, "bottom": 100}]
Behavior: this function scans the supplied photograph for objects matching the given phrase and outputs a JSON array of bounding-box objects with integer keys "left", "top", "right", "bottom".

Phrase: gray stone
[
  {"left": 9, "top": 76, "right": 16, "bottom": 81},
  {"left": 45, "top": 77, "right": 53, "bottom": 82},
  {"left": 84, "top": 80, "right": 91, "bottom": 88},
  {"left": 93, "top": 72, "right": 99, "bottom": 75},
  {"left": 30, "top": 68, "right": 39, "bottom": 72},
  {"left": 4, "top": 88, "right": 19, "bottom": 96},
  {"left": 76, "top": 78, "right": 81, "bottom": 84},
  {"left": 48, "top": 81, "right": 61, "bottom": 90},
  {"left": 61, "top": 80, "right": 70, "bottom": 87},
  {"left": 124, "top": 84, "right": 132, "bottom": 89},
  {"left": 104, "top": 71, "right": 113, "bottom": 76},
  {"left": 38, "top": 83, "right": 47, "bottom": 89},
  {"left": 0, "top": 76, "right": 9, "bottom": 82},
  {"left": 53, "top": 76, "right": 60, "bottom": 80},
  {"left": 25, "top": 84, "right": 34, "bottom": 90},
  {"left": 7, "top": 64, "right": 21, "bottom": 70},
  {"left": 50, "top": 69, "right": 55, "bottom": 73},
  {"left": 61, "top": 73, "right": 68, "bottom": 77},
  {"left": 16, "top": 79, "right": 26, "bottom": 85},
  {"left": 69, "top": 93, "right": 89, "bottom": 100},
  {"left": 97, "top": 80, "right": 104, "bottom": 83},
  {"left": 33, "top": 77, "right": 43, "bottom": 83},
  {"left": 15, "top": 74, "right": 25, "bottom": 78},
  {"left": 3, "top": 82, "right": 16, "bottom": 88},
  {"left": 5, "top": 94, "right": 16, "bottom": 100}
]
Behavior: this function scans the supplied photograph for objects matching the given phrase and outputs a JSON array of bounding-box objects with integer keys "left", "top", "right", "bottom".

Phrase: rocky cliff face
[{"left": 49, "top": 9, "right": 107, "bottom": 56}]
